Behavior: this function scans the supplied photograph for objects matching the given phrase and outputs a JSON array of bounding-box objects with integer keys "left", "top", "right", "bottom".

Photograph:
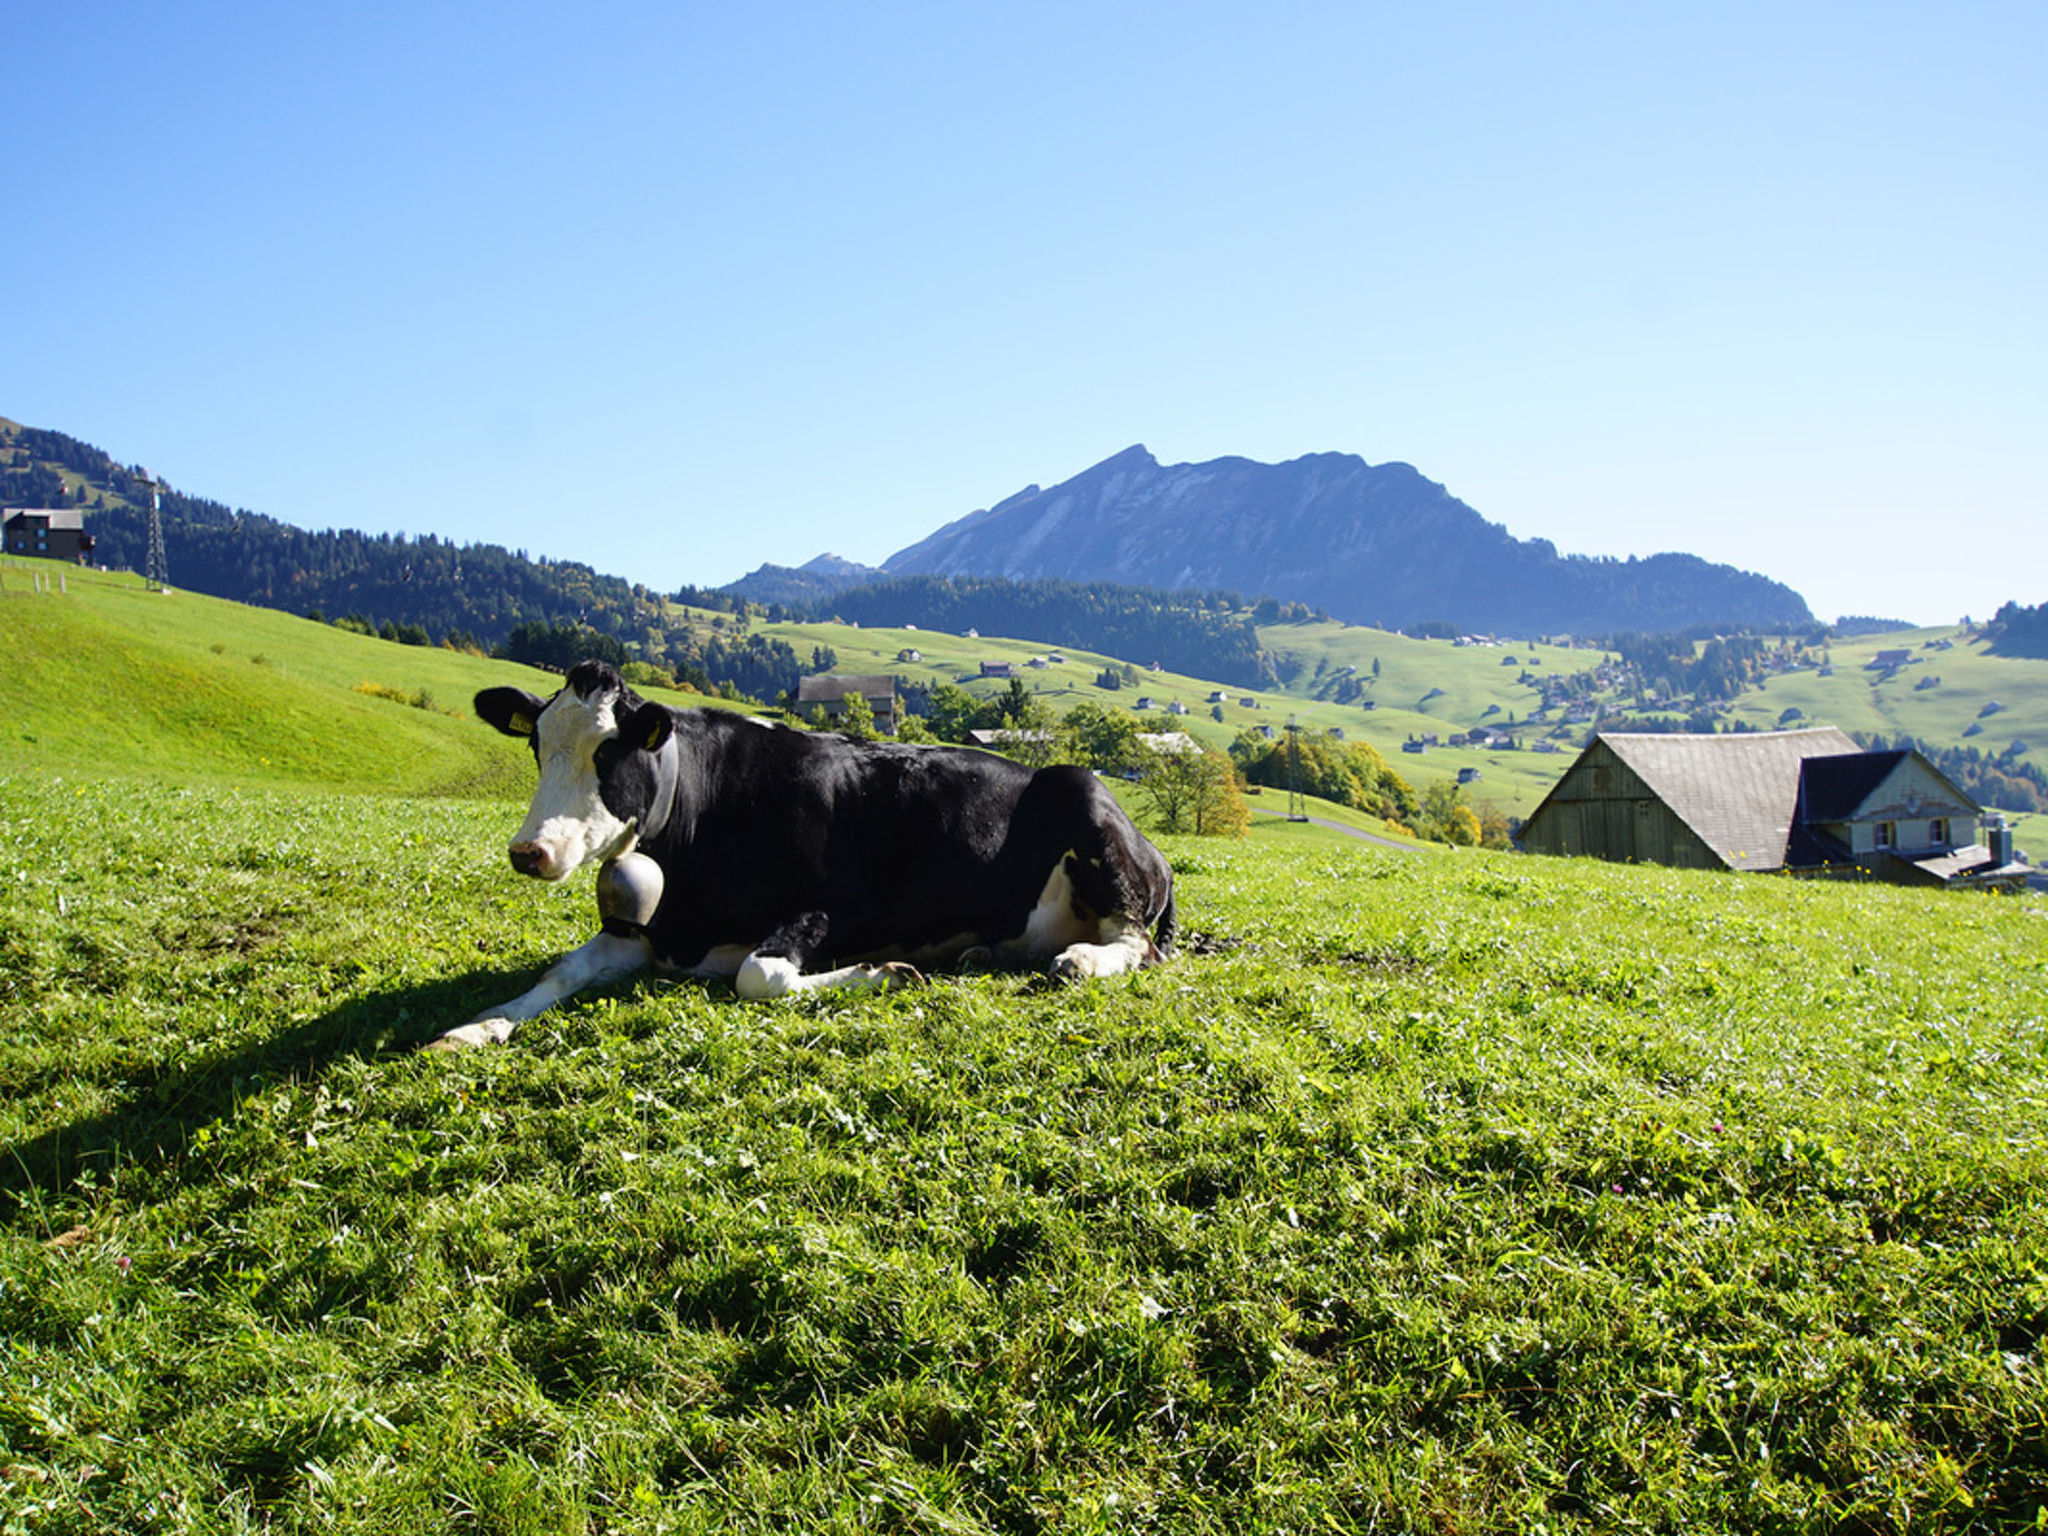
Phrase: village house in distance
[
  {"left": 794, "top": 674, "right": 898, "bottom": 733},
  {"left": 1520, "top": 728, "right": 2032, "bottom": 892},
  {"left": 3, "top": 508, "right": 94, "bottom": 563}
]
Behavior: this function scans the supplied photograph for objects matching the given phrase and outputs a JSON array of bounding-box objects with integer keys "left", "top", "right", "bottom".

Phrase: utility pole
[
  {"left": 1285, "top": 717, "right": 1308, "bottom": 822},
  {"left": 141, "top": 470, "right": 171, "bottom": 593}
]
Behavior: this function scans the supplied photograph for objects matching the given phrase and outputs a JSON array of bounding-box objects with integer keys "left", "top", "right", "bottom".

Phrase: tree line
[
  {"left": 1983, "top": 600, "right": 2048, "bottom": 660},
  {"left": 809, "top": 575, "right": 1281, "bottom": 691},
  {"left": 16, "top": 419, "right": 1283, "bottom": 700},
  {"left": 1603, "top": 631, "right": 1823, "bottom": 705}
]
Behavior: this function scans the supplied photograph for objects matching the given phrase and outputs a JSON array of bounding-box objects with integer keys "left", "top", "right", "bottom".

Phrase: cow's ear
[
  {"left": 628, "top": 701, "right": 675, "bottom": 754},
  {"left": 475, "top": 687, "right": 547, "bottom": 739}
]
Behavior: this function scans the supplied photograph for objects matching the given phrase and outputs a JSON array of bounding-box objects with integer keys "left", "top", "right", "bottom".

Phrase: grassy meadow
[{"left": 4, "top": 565, "right": 2047, "bottom": 1533}]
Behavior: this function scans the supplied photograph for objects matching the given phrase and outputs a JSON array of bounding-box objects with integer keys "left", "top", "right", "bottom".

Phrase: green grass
[
  {"left": 4, "top": 775, "right": 2045, "bottom": 1533},
  {"left": 3, "top": 559, "right": 2045, "bottom": 1532},
  {"left": 24, "top": 553, "right": 2032, "bottom": 829}
]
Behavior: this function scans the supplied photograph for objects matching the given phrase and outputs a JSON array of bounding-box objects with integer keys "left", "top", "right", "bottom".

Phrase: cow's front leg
[
  {"left": 734, "top": 955, "right": 924, "bottom": 999},
  {"left": 428, "top": 930, "right": 653, "bottom": 1049},
  {"left": 731, "top": 912, "right": 923, "bottom": 1000}
]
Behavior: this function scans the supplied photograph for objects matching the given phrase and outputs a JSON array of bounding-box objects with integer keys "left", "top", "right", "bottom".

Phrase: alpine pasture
[{"left": 3, "top": 566, "right": 2045, "bottom": 1534}]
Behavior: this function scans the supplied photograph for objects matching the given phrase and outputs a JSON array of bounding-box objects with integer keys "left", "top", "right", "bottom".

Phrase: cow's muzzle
[{"left": 508, "top": 842, "right": 551, "bottom": 878}]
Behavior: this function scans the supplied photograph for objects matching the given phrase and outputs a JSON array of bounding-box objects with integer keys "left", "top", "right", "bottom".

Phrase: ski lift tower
[
  {"left": 1284, "top": 716, "right": 1309, "bottom": 822},
  {"left": 139, "top": 469, "right": 171, "bottom": 593}
]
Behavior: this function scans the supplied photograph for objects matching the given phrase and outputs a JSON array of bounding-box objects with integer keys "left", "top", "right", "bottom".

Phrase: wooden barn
[{"left": 1520, "top": 728, "right": 2031, "bottom": 890}]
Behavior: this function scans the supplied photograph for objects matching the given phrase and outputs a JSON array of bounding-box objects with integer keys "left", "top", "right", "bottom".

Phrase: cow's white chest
[{"left": 998, "top": 855, "right": 1097, "bottom": 963}]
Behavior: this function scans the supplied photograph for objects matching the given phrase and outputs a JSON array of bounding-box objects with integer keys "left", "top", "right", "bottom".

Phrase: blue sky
[{"left": 7, "top": 2, "right": 2042, "bottom": 625}]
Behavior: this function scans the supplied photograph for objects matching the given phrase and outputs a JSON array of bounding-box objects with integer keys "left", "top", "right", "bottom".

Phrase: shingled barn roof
[{"left": 1594, "top": 728, "right": 1862, "bottom": 871}]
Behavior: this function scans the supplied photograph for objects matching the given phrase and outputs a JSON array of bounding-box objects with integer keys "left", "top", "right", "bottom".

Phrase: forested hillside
[
  {"left": 1985, "top": 598, "right": 2048, "bottom": 658},
  {"left": 3, "top": 419, "right": 823, "bottom": 701},
  {"left": 4, "top": 419, "right": 1283, "bottom": 697},
  {"left": 815, "top": 575, "right": 1280, "bottom": 691}
]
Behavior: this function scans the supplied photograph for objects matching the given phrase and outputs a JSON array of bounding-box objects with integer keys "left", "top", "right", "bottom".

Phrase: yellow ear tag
[{"left": 512, "top": 712, "right": 537, "bottom": 737}]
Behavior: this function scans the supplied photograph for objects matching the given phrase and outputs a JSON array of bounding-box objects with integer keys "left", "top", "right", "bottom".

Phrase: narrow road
[{"left": 1249, "top": 806, "right": 1421, "bottom": 852}]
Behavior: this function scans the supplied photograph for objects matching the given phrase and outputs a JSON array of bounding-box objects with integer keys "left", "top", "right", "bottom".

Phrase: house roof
[
  {"left": 4, "top": 508, "right": 86, "bottom": 530},
  {"left": 796, "top": 674, "right": 895, "bottom": 703},
  {"left": 1593, "top": 728, "right": 1862, "bottom": 871},
  {"left": 1903, "top": 844, "right": 2007, "bottom": 883},
  {"left": 1802, "top": 748, "right": 1979, "bottom": 827},
  {"left": 967, "top": 729, "right": 1054, "bottom": 746},
  {"left": 1795, "top": 750, "right": 1909, "bottom": 823}
]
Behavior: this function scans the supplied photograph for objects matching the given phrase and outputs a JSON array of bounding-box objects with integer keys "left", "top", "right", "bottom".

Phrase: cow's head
[{"left": 475, "top": 661, "right": 676, "bottom": 881}]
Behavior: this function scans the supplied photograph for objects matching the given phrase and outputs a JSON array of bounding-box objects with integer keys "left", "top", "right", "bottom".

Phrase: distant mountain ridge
[
  {"left": 728, "top": 553, "right": 883, "bottom": 610},
  {"left": 865, "top": 445, "right": 1813, "bottom": 637},
  {"left": 16, "top": 414, "right": 1804, "bottom": 650}
]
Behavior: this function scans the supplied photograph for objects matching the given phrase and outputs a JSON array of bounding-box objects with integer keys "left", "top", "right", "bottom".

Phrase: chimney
[{"left": 1983, "top": 812, "right": 2015, "bottom": 867}]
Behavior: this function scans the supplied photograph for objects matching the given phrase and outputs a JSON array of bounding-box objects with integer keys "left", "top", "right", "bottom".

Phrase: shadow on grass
[
  {"left": 2, "top": 949, "right": 1088, "bottom": 1229},
  {"left": 0, "top": 962, "right": 556, "bottom": 1227}
]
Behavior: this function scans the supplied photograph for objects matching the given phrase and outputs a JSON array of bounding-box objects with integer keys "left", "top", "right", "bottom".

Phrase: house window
[
  {"left": 1928, "top": 817, "right": 1949, "bottom": 847},
  {"left": 1875, "top": 821, "right": 1895, "bottom": 849}
]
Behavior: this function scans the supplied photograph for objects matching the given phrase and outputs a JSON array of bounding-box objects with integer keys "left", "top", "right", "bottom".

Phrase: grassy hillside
[
  {"left": 753, "top": 613, "right": 2048, "bottom": 852},
  {"left": 3, "top": 770, "right": 2043, "bottom": 1532},
  {"left": 0, "top": 561, "right": 717, "bottom": 799},
  {"left": 1265, "top": 620, "right": 2048, "bottom": 814},
  {"left": 11, "top": 556, "right": 2042, "bottom": 856},
  {"left": 1722, "top": 626, "right": 2048, "bottom": 745}
]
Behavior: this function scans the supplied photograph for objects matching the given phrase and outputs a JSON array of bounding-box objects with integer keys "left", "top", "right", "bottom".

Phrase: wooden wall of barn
[{"left": 1519, "top": 740, "right": 1725, "bottom": 870}]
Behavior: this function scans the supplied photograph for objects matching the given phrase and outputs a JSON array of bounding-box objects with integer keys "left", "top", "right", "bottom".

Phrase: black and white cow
[{"left": 433, "top": 661, "right": 1177, "bottom": 1047}]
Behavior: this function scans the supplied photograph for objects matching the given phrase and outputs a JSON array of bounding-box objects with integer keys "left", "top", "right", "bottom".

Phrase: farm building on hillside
[
  {"left": 795, "top": 674, "right": 898, "bottom": 733},
  {"left": 4, "top": 508, "right": 95, "bottom": 564},
  {"left": 1520, "top": 729, "right": 2032, "bottom": 891},
  {"left": 966, "top": 729, "right": 1055, "bottom": 753}
]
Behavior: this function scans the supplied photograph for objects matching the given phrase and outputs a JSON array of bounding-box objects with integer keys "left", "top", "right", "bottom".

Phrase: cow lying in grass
[{"left": 433, "top": 662, "right": 1177, "bottom": 1047}]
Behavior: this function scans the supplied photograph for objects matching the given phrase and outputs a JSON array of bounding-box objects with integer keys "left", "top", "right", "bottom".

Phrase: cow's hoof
[
  {"left": 1052, "top": 947, "right": 1114, "bottom": 982},
  {"left": 425, "top": 1018, "right": 513, "bottom": 1051},
  {"left": 877, "top": 961, "right": 926, "bottom": 989},
  {"left": 956, "top": 946, "right": 995, "bottom": 973},
  {"left": 424, "top": 1027, "right": 484, "bottom": 1052}
]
